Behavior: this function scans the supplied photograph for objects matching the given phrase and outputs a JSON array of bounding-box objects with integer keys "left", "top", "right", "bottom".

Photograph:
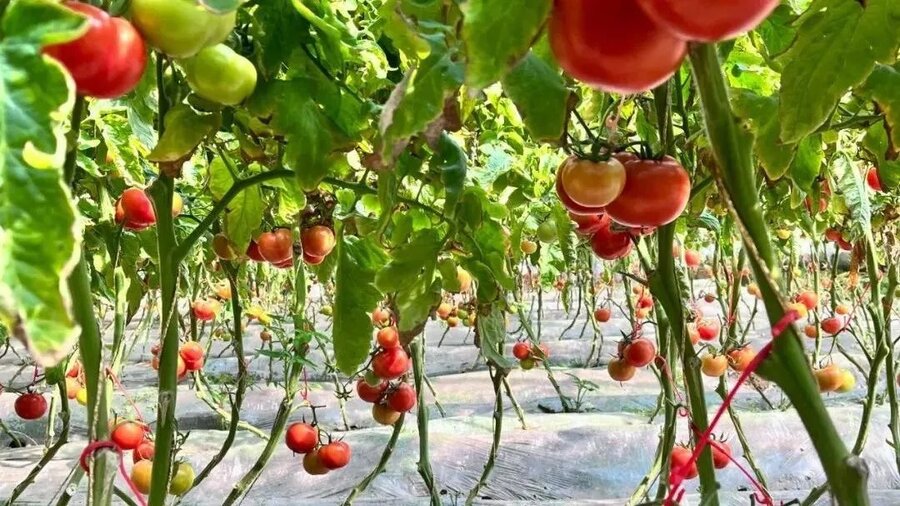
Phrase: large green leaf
[
  {"left": 502, "top": 52, "right": 569, "bottom": 143},
  {"left": 778, "top": 0, "right": 900, "bottom": 142},
  {"left": 732, "top": 90, "right": 796, "bottom": 179},
  {"left": 477, "top": 306, "right": 514, "bottom": 368},
  {"left": 379, "top": 42, "right": 464, "bottom": 163},
  {"left": 375, "top": 228, "right": 442, "bottom": 293},
  {"left": 0, "top": 0, "right": 87, "bottom": 365},
  {"left": 789, "top": 134, "right": 824, "bottom": 192},
  {"left": 208, "top": 158, "right": 264, "bottom": 253},
  {"left": 148, "top": 104, "right": 220, "bottom": 162},
  {"left": 333, "top": 234, "right": 388, "bottom": 374},
  {"left": 432, "top": 133, "right": 467, "bottom": 215},
  {"left": 858, "top": 64, "right": 900, "bottom": 149},
  {"left": 461, "top": 0, "right": 551, "bottom": 89}
]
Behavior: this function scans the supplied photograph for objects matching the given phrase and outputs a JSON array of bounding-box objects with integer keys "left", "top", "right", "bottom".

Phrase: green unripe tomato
[
  {"left": 130, "top": 0, "right": 235, "bottom": 58},
  {"left": 536, "top": 220, "right": 558, "bottom": 243},
  {"left": 181, "top": 44, "right": 257, "bottom": 105},
  {"left": 169, "top": 461, "right": 195, "bottom": 496},
  {"left": 520, "top": 358, "right": 536, "bottom": 370},
  {"left": 320, "top": 305, "right": 333, "bottom": 316},
  {"left": 456, "top": 309, "right": 469, "bottom": 321}
]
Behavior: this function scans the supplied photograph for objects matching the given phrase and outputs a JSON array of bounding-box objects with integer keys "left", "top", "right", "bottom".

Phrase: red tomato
[
  {"left": 590, "top": 215, "right": 633, "bottom": 260},
  {"left": 192, "top": 299, "right": 218, "bottom": 321},
  {"left": 837, "top": 237, "right": 853, "bottom": 251},
  {"left": 44, "top": 2, "right": 146, "bottom": 98},
  {"left": 605, "top": 157, "right": 691, "bottom": 227},
  {"left": 371, "top": 347, "right": 410, "bottom": 380},
  {"left": 15, "top": 393, "right": 48, "bottom": 420},
  {"left": 274, "top": 255, "right": 295, "bottom": 269},
  {"left": 867, "top": 167, "right": 883, "bottom": 192},
  {"left": 512, "top": 342, "right": 532, "bottom": 360},
  {"left": 118, "top": 188, "right": 156, "bottom": 226},
  {"left": 608, "top": 357, "right": 636, "bottom": 382},
  {"left": 111, "top": 421, "right": 145, "bottom": 450},
  {"left": 711, "top": 440, "right": 731, "bottom": 469},
  {"left": 257, "top": 228, "right": 293, "bottom": 263},
  {"left": 318, "top": 441, "right": 351, "bottom": 469},
  {"left": 133, "top": 440, "right": 155, "bottom": 463},
  {"left": 557, "top": 157, "right": 626, "bottom": 209},
  {"left": 179, "top": 341, "right": 203, "bottom": 363},
  {"left": 301, "top": 225, "right": 336, "bottom": 258},
  {"left": 684, "top": 249, "right": 701, "bottom": 269},
  {"left": 569, "top": 212, "right": 604, "bottom": 235},
  {"left": 637, "top": 294, "right": 653, "bottom": 309},
  {"left": 635, "top": 0, "right": 778, "bottom": 42},
  {"left": 696, "top": 318, "right": 720, "bottom": 341},
  {"left": 824, "top": 228, "right": 842, "bottom": 242},
  {"left": 549, "top": 0, "right": 686, "bottom": 93},
  {"left": 67, "top": 361, "right": 82, "bottom": 378},
  {"left": 302, "top": 251, "right": 324, "bottom": 265},
  {"left": 357, "top": 379, "right": 388, "bottom": 403},
  {"left": 372, "top": 307, "right": 391, "bottom": 326},
  {"left": 246, "top": 240, "right": 266, "bottom": 262},
  {"left": 285, "top": 423, "right": 318, "bottom": 454},
  {"left": 302, "top": 449, "right": 330, "bottom": 475},
  {"left": 727, "top": 347, "right": 755, "bottom": 372},
  {"left": 377, "top": 326, "right": 400, "bottom": 349},
  {"left": 624, "top": 338, "right": 656, "bottom": 367},
  {"left": 821, "top": 316, "right": 846, "bottom": 336},
  {"left": 796, "top": 291, "right": 818, "bottom": 310},
  {"left": 670, "top": 445, "right": 699, "bottom": 479},
  {"left": 594, "top": 307, "right": 611, "bottom": 323},
  {"left": 556, "top": 169, "right": 605, "bottom": 216},
  {"left": 386, "top": 383, "right": 417, "bottom": 412}
]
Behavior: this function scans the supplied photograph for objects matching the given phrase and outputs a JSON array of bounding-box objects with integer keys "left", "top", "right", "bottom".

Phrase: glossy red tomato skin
[
  {"left": 133, "top": 440, "right": 155, "bottom": 463},
  {"left": 44, "top": 3, "right": 146, "bottom": 99},
  {"left": 371, "top": 347, "right": 410, "bottom": 380},
  {"left": 15, "top": 393, "right": 48, "bottom": 420},
  {"left": 605, "top": 157, "right": 691, "bottom": 227},
  {"left": 556, "top": 166, "right": 606, "bottom": 215},
  {"left": 119, "top": 188, "right": 156, "bottom": 226},
  {"left": 285, "top": 423, "right": 318, "bottom": 454},
  {"left": 670, "top": 446, "right": 699, "bottom": 479},
  {"left": 246, "top": 240, "right": 266, "bottom": 262},
  {"left": 111, "top": 421, "right": 145, "bottom": 450},
  {"left": 318, "top": 441, "right": 351, "bottom": 469},
  {"left": 589, "top": 215, "right": 633, "bottom": 260},
  {"left": 623, "top": 338, "right": 656, "bottom": 367},
  {"left": 512, "top": 342, "right": 532, "bottom": 360},
  {"left": 868, "top": 167, "right": 883, "bottom": 192},
  {"left": 635, "top": 0, "right": 779, "bottom": 42},
  {"left": 549, "top": 0, "right": 687, "bottom": 94},
  {"left": 356, "top": 379, "right": 388, "bottom": 403},
  {"left": 386, "top": 383, "right": 417, "bottom": 412},
  {"left": 569, "top": 212, "right": 604, "bottom": 235}
]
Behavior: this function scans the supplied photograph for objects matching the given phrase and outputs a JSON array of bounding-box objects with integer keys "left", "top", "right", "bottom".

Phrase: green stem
[
  {"left": 501, "top": 377, "right": 527, "bottom": 430},
  {"left": 342, "top": 414, "right": 406, "bottom": 505},
  {"left": 465, "top": 366, "right": 504, "bottom": 505},
  {"left": 410, "top": 338, "right": 440, "bottom": 505},
  {"left": 688, "top": 42, "right": 868, "bottom": 506}
]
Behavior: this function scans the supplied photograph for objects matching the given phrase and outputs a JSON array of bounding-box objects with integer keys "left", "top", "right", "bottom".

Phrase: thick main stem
[{"left": 688, "top": 42, "right": 868, "bottom": 505}]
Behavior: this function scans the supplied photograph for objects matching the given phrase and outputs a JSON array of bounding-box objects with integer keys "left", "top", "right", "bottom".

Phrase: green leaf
[
  {"left": 333, "top": 234, "right": 388, "bottom": 374},
  {"left": 691, "top": 210, "right": 721, "bottom": 233},
  {"left": 437, "top": 258, "right": 460, "bottom": 292},
  {"left": 379, "top": 43, "right": 464, "bottom": 163},
  {"left": 858, "top": 64, "right": 900, "bottom": 149},
  {"left": 835, "top": 157, "right": 871, "bottom": 240},
  {"left": 148, "top": 104, "right": 220, "bottom": 162},
  {"left": 732, "top": 90, "right": 796, "bottom": 179},
  {"left": 461, "top": 0, "right": 551, "bottom": 89},
  {"left": 550, "top": 203, "right": 574, "bottom": 267},
  {"left": 778, "top": 0, "right": 900, "bottom": 142},
  {"left": 477, "top": 307, "right": 514, "bottom": 368},
  {"left": 431, "top": 133, "right": 466, "bottom": 215},
  {"left": 396, "top": 276, "right": 441, "bottom": 333},
  {"left": 502, "top": 52, "right": 568, "bottom": 143},
  {"left": 789, "top": 134, "right": 824, "bottom": 192},
  {"left": 374, "top": 229, "right": 442, "bottom": 293},
  {"left": 208, "top": 158, "right": 264, "bottom": 253},
  {"left": 0, "top": 0, "right": 88, "bottom": 366},
  {"left": 247, "top": 80, "right": 349, "bottom": 191}
]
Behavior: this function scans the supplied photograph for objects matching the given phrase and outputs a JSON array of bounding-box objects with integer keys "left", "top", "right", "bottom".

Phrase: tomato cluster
[
  {"left": 511, "top": 341, "right": 549, "bottom": 370},
  {"left": 557, "top": 154, "right": 690, "bottom": 262},
  {"left": 814, "top": 364, "right": 856, "bottom": 393},
  {"left": 149, "top": 342, "right": 190, "bottom": 381},
  {"left": 284, "top": 422, "right": 352, "bottom": 474},
  {"left": 608, "top": 337, "right": 656, "bottom": 382},
  {"left": 131, "top": 458, "right": 193, "bottom": 496},
  {"left": 549, "top": 0, "right": 777, "bottom": 93}
]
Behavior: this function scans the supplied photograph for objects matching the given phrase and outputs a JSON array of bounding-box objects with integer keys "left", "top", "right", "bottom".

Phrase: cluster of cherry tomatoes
[
  {"left": 115, "top": 187, "right": 183, "bottom": 231},
  {"left": 356, "top": 322, "right": 418, "bottom": 424},
  {"left": 285, "top": 422, "right": 351, "bottom": 474},
  {"left": 557, "top": 153, "right": 690, "bottom": 261},
  {"left": 149, "top": 341, "right": 205, "bottom": 379},
  {"left": 244, "top": 225, "right": 337, "bottom": 269},
  {"left": 511, "top": 341, "right": 549, "bottom": 370},
  {"left": 549, "top": 0, "right": 779, "bottom": 94},
  {"left": 608, "top": 337, "right": 656, "bottom": 382},
  {"left": 671, "top": 438, "right": 733, "bottom": 480}
]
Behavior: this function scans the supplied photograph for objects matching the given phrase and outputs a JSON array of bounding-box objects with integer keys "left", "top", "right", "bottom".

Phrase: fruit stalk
[{"left": 688, "top": 42, "right": 868, "bottom": 505}]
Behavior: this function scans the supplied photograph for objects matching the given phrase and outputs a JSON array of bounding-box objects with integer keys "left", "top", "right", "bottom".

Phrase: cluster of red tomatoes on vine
[
  {"left": 284, "top": 422, "right": 351, "bottom": 475},
  {"left": 511, "top": 341, "right": 549, "bottom": 370}
]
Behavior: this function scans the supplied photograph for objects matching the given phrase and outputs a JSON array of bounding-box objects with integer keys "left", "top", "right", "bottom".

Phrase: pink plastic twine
[
  {"left": 106, "top": 367, "right": 145, "bottom": 423},
  {"left": 664, "top": 309, "right": 800, "bottom": 506},
  {"left": 79, "top": 441, "right": 148, "bottom": 506}
]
